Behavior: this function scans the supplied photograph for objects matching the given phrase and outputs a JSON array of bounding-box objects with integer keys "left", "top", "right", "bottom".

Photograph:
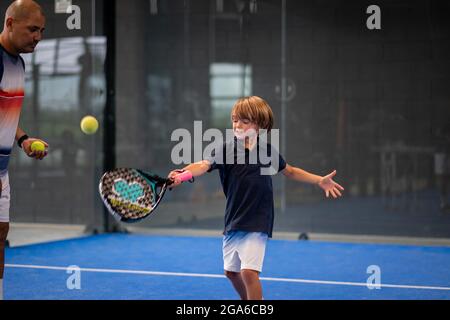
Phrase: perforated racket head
[{"left": 98, "top": 168, "right": 170, "bottom": 223}]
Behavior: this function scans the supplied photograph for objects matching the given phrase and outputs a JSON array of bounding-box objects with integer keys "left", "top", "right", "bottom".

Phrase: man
[{"left": 0, "top": 0, "right": 48, "bottom": 300}]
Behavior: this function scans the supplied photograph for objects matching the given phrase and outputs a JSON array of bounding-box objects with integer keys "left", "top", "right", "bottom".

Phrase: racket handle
[{"left": 174, "top": 170, "right": 193, "bottom": 182}]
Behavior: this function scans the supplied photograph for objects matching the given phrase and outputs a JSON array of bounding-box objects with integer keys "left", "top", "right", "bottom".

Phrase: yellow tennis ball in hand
[
  {"left": 30, "top": 140, "right": 45, "bottom": 152},
  {"left": 80, "top": 115, "right": 99, "bottom": 135}
]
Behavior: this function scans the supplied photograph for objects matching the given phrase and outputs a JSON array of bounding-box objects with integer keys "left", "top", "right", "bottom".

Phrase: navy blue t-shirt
[{"left": 205, "top": 137, "right": 286, "bottom": 238}]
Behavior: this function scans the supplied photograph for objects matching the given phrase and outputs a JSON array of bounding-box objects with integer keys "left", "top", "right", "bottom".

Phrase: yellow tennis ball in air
[
  {"left": 31, "top": 140, "right": 45, "bottom": 152},
  {"left": 80, "top": 115, "right": 99, "bottom": 135}
]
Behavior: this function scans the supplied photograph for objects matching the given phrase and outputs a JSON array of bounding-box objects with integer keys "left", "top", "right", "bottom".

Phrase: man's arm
[{"left": 15, "top": 126, "right": 27, "bottom": 142}]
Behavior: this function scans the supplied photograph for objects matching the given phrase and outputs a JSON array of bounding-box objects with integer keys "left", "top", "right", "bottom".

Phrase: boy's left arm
[{"left": 281, "top": 164, "right": 344, "bottom": 198}]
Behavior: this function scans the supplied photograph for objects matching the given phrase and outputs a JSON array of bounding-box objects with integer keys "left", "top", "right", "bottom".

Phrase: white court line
[{"left": 6, "top": 263, "right": 450, "bottom": 291}]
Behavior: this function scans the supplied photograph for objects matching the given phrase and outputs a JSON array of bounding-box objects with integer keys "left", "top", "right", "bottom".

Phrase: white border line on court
[{"left": 5, "top": 263, "right": 450, "bottom": 291}]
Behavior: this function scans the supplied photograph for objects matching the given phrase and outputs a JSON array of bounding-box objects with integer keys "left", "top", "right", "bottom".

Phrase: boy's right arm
[{"left": 168, "top": 160, "right": 211, "bottom": 188}]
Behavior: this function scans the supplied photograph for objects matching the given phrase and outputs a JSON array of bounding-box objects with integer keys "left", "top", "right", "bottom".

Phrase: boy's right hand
[{"left": 167, "top": 170, "right": 185, "bottom": 188}]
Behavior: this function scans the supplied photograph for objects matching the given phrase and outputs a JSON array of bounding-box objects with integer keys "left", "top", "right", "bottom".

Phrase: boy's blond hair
[{"left": 231, "top": 96, "right": 274, "bottom": 132}]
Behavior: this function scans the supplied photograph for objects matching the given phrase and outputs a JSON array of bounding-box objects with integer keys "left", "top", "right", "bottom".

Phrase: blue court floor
[{"left": 4, "top": 233, "right": 450, "bottom": 300}]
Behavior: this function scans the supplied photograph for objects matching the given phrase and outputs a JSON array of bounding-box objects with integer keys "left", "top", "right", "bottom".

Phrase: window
[{"left": 210, "top": 63, "right": 252, "bottom": 128}]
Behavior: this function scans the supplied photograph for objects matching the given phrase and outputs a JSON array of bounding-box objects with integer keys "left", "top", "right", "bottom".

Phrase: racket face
[{"left": 99, "top": 168, "right": 167, "bottom": 223}]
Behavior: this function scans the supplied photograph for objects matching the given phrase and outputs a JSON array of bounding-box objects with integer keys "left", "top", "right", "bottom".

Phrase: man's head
[
  {"left": 231, "top": 96, "right": 274, "bottom": 139},
  {"left": 1, "top": 0, "right": 45, "bottom": 55}
]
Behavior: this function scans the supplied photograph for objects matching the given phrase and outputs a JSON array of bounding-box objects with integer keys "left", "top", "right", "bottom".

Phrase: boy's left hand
[{"left": 318, "top": 170, "right": 344, "bottom": 199}]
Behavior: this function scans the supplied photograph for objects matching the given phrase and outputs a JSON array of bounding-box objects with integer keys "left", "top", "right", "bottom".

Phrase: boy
[{"left": 168, "top": 96, "right": 344, "bottom": 300}]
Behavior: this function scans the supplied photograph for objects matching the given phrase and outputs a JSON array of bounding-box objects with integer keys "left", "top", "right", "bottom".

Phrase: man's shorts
[
  {"left": 0, "top": 174, "right": 10, "bottom": 223},
  {"left": 223, "top": 230, "right": 268, "bottom": 273}
]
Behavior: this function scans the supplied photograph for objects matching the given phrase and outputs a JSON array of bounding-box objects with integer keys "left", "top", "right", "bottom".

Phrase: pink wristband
[{"left": 174, "top": 170, "right": 193, "bottom": 182}]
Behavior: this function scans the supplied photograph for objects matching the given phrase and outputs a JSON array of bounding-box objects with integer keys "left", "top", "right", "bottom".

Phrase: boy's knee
[
  {"left": 240, "top": 269, "right": 260, "bottom": 280},
  {"left": 224, "top": 270, "right": 239, "bottom": 279}
]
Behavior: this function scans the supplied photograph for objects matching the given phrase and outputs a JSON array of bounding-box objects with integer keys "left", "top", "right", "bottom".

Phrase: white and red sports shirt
[{"left": 0, "top": 44, "right": 25, "bottom": 178}]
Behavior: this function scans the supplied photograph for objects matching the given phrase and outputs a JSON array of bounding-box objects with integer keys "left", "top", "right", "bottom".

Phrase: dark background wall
[
  {"left": 116, "top": 0, "right": 450, "bottom": 237},
  {"left": 2, "top": 0, "right": 449, "bottom": 238}
]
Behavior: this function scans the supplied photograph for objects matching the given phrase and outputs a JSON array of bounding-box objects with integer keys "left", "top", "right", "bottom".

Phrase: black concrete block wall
[
  {"left": 115, "top": 0, "right": 450, "bottom": 236},
  {"left": 115, "top": 0, "right": 450, "bottom": 194},
  {"left": 3, "top": 0, "right": 447, "bottom": 234}
]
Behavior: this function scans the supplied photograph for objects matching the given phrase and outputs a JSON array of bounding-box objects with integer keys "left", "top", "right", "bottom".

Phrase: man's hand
[
  {"left": 318, "top": 170, "right": 344, "bottom": 199},
  {"left": 22, "top": 138, "right": 49, "bottom": 160}
]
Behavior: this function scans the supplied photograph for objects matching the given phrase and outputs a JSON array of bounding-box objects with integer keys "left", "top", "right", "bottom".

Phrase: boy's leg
[
  {"left": 223, "top": 231, "right": 248, "bottom": 299},
  {"left": 223, "top": 231, "right": 268, "bottom": 300},
  {"left": 241, "top": 269, "right": 262, "bottom": 300},
  {"left": 224, "top": 270, "right": 247, "bottom": 300},
  {"left": 239, "top": 232, "right": 268, "bottom": 300}
]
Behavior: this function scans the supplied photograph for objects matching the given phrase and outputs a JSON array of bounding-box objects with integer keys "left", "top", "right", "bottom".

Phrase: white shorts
[
  {"left": 0, "top": 174, "right": 10, "bottom": 223},
  {"left": 223, "top": 231, "right": 268, "bottom": 273}
]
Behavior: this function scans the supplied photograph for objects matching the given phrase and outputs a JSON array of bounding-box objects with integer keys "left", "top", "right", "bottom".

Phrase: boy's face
[{"left": 232, "top": 113, "right": 259, "bottom": 140}]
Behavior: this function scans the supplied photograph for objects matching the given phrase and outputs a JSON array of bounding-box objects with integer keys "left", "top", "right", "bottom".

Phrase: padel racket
[{"left": 98, "top": 168, "right": 193, "bottom": 223}]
